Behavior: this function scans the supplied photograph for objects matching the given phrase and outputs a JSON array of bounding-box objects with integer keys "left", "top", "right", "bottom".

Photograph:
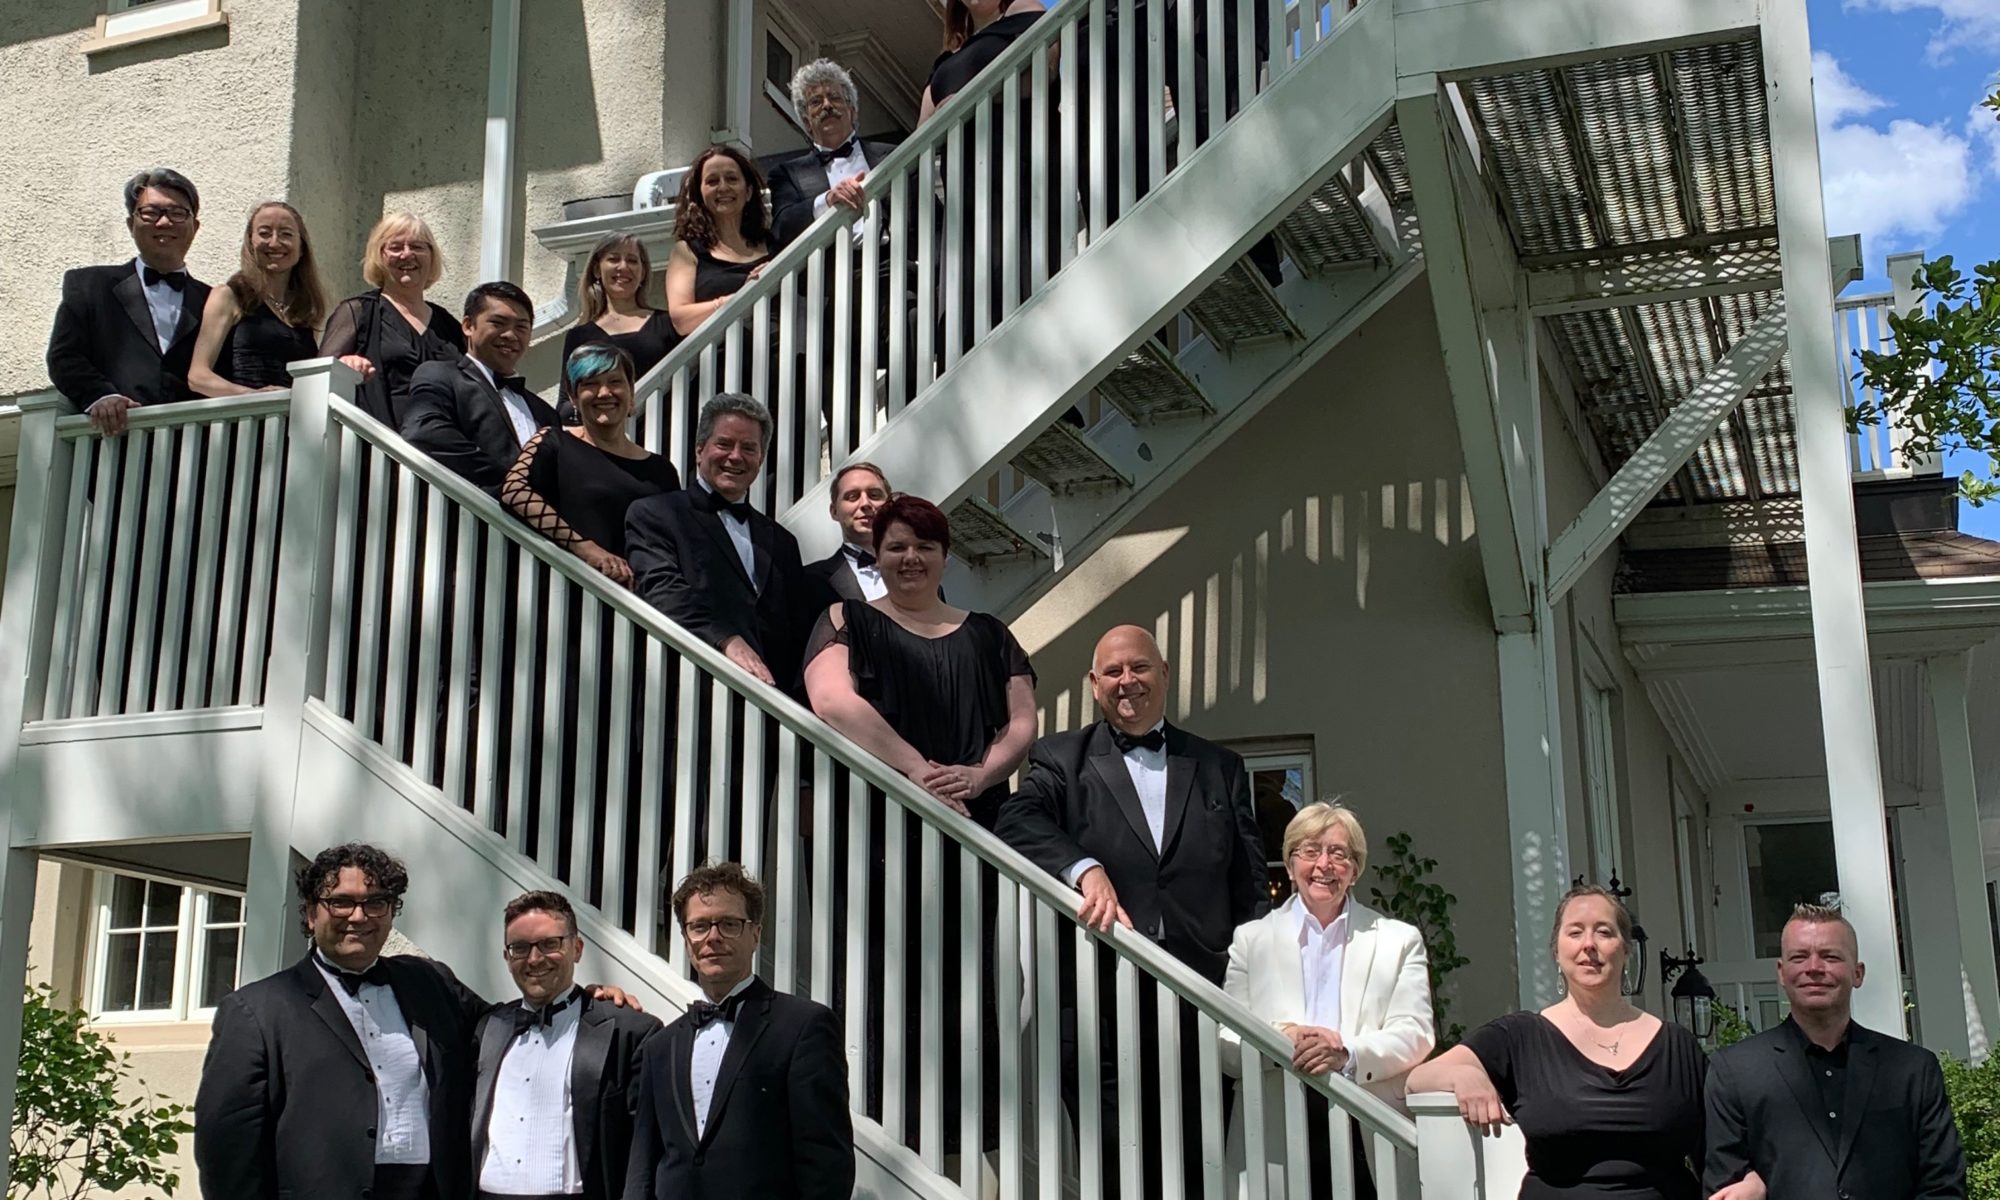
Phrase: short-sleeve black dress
[
  {"left": 513, "top": 429, "right": 681, "bottom": 558},
  {"left": 1461, "top": 1012, "right": 1706, "bottom": 1200},
  {"left": 319, "top": 290, "right": 467, "bottom": 427},
  {"left": 557, "top": 310, "right": 683, "bottom": 418},
  {"left": 220, "top": 302, "right": 317, "bottom": 390}
]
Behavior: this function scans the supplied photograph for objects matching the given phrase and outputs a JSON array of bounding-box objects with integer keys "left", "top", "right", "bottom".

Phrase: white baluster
[
  {"left": 843, "top": 770, "right": 872, "bottom": 1106},
  {"left": 537, "top": 569, "right": 569, "bottom": 869},
  {"left": 410, "top": 485, "right": 447, "bottom": 785},
  {"left": 884, "top": 795, "right": 909, "bottom": 1139},
  {"left": 98, "top": 432, "right": 151, "bottom": 715},
  {"left": 805, "top": 247, "right": 829, "bottom": 463},
  {"left": 1243, "top": 1051, "right": 1270, "bottom": 1200},
  {"left": 994, "top": 869, "right": 1022, "bottom": 1200},
  {"left": 921, "top": 820, "right": 945, "bottom": 1168},
  {"left": 122, "top": 427, "right": 174, "bottom": 713},
  {"left": 319, "top": 426, "right": 360, "bottom": 721},
  {"left": 43, "top": 438, "right": 94, "bottom": 718},
  {"left": 916, "top": 149, "right": 939, "bottom": 393},
  {"left": 1282, "top": 1082, "right": 1312, "bottom": 1200},
  {"left": 809, "top": 750, "right": 836, "bottom": 1006},
  {"left": 1035, "top": 905, "right": 1063, "bottom": 1199},
  {"left": 945, "top": 122, "right": 967, "bottom": 369},
  {"left": 858, "top": 196, "right": 882, "bottom": 439},
  {"left": 150, "top": 426, "right": 201, "bottom": 711},
  {"left": 775, "top": 277, "right": 802, "bottom": 505},
  {"left": 834, "top": 234, "right": 856, "bottom": 464},
  {"left": 705, "top": 682, "right": 733, "bottom": 864},
  {"left": 1059, "top": 17, "right": 1081, "bottom": 269},
  {"left": 1158, "top": 982, "right": 1185, "bottom": 1200},
  {"left": 381, "top": 458, "right": 418, "bottom": 757},
  {"left": 1177, "top": 0, "right": 1197, "bottom": 166},
  {"left": 601, "top": 620, "right": 635, "bottom": 911},
  {"left": 471, "top": 521, "right": 505, "bottom": 821},
  {"left": 506, "top": 540, "right": 537, "bottom": 848},
  {"left": 1197, "top": 1013, "right": 1227, "bottom": 1197},
  {"left": 974, "top": 100, "right": 996, "bottom": 341},
  {"left": 1146, "top": 0, "right": 1165, "bottom": 192},
  {"left": 572, "top": 597, "right": 603, "bottom": 891},
  {"left": 740, "top": 708, "right": 767, "bottom": 880},
  {"left": 342, "top": 441, "right": 388, "bottom": 728},
  {"left": 771, "top": 727, "right": 800, "bottom": 993},
  {"left": 70, "top": 435, "right": 119, "bottom": 717},
  {"left": 1088, "top": 0, "right": 1110, "bottom": 240},
  {"left": 668, "top": 654, "right": 700, "bottom": 969},
  {"left": 1077, "top": 927, "right": 1105, "bottom": 1198},
  {"left": 888, "top": 177, "right": 912, "bottom": 414},
  {"left": 1116, "top": 0, "right": 1137, "bottom": 217},
  {"left": 1115, "top": 955, "right": 1143, "bottom": 1200},
  {"left": 239, "top": 413, "right": 286, "bottom": 706},
  {"left": 1002, "top": 69, "right": 1023, "bottom": 317},
  {"left": 448, "top": 510, "right": 483, "bottom": 810},
  {"left": 633, "top": 637, "right": 667, "bottom": 947}
]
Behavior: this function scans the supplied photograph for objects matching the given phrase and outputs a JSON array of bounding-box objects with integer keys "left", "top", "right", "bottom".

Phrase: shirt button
[{"left": 1829, "top": 1112, "right": 1838, "bottom": 1119}]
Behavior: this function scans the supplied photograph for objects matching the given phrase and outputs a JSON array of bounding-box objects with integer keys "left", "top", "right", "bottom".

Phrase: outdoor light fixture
[{"left": 1660, "top": 949, "right": 1717, "bottom": 1039}]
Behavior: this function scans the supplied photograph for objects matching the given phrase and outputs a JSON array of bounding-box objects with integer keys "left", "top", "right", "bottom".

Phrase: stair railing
[
  {"left": 627, "top": 0, "right": 1373, "bottom": 517},
  {"left": 292, "top": 370, "right": 1419, "bottom": 1198}
]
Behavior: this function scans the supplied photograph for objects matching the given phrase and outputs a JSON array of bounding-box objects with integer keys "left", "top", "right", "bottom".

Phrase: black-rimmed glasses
[{"left": 317, "top": 894, "right": 399, "bottom": 919}]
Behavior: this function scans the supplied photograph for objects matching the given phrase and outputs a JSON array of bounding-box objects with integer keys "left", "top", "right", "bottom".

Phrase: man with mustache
[{"left": 402, "top": 281, "right": 556, "bottom": 496}]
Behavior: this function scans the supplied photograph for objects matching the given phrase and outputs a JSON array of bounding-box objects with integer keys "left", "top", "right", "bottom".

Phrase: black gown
[
  {"left": 319, "top": 290, "right": 466, "bottom": 427},
  {"left": 510, "top": 428, "right": 682, "bottom": 558},
  {"left": 805, "top": 601, "right": 1035, "bottom": 1155},
  {"left": 1462, "top": 1012, "right": 1707, "bottom": 1200},
  {"left": 557, "top": 309, "right": 683, "bottom": 419},
  {"left": 692, "top": 243, "right": 773, "bottom": 303},
  {"left": 219, "top": 302, "right": 317, "bottom": 390}
]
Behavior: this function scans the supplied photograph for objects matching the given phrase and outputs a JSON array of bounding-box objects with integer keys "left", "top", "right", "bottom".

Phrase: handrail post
[
  {"left": 1883, "top": 250, "right": 1935, "bottom": 473},
  {"left": 239, "top": 359, "right": 356, "bottom": 982},
  {"left": 1409, "top": 1092, "right": 1527, "bottom": 1200}
]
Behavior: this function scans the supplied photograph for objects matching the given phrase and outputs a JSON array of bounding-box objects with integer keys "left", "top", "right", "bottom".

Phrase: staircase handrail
[
  {"left": 25, "top": 388, "right": 295, "bottom": 437},
  {"left": 326, "top": 393, "right": 1419, "bottom": 1151}
]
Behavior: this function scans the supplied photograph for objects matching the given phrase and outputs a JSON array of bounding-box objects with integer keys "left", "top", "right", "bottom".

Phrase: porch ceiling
[{"left": 1457, "top": 35, "right": 1795, "bottom": 506}]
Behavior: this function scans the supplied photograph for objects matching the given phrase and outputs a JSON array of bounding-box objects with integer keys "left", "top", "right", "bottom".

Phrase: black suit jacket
[
  {"left": 472, "top": 992, "right": 663, "bottom": 1200},
  {"left": 804, "top": 547, "right": 866, "bottom": 603},
  {"left": 401, "top": 355, "right": 557, "bottom": 493},
  {"left": 769, "top": 139, "right": 903, "bottom": 249},
  {"left": 1705, "top": 1018, "right": 1966, "bottom": 1200},
  {"left": 622, "top": 978, "right": 854, "bottom": 1200},
  {"left": 998, "top": 720, "right": 1268, "bottom": 984},
  {"left": 625, "top": 487, "right": 813, "bottom": 691},
  {"left": 46, "top": 260, "right": 210, "bottom": 409},
  {"left": 193, "top": 953, "right": 488, "bottom": 1200}
]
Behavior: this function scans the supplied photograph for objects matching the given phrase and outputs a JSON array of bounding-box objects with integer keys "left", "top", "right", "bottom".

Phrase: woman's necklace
[{"left": 1594, "top": 1036, "right": 1622, "bottom": 1056}]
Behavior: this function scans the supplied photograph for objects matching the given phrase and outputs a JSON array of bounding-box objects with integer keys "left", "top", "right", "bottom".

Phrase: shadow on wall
[
  {"left": 1, "top": 1, "right": 115, "bottom": 52},
  {"left": 85, "top": 25, "right": 231, "bottom": 74}
]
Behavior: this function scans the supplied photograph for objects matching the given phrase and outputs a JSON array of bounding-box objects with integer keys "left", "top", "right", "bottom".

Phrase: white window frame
[
  {"left": 1671, "top": 784, "right": 1704, "bottom": 956},
  {"left": 91, "top": 0, "right": 224, "bottom": 52},
  {"left": 1240, "top": 745, "right": 1317, "bottom": 866},
  {"left": 1734, "top": 813, "right": 1837, "bottom": 960},
  {"left": 760, "top": 8, "right": 812, "bottom": 137},
  {"left": 86, "top": 870, "right": 244, "bottom": 1025},
  {"left": 1578, "top": 661, "right": 1625, "bottom": 886}
]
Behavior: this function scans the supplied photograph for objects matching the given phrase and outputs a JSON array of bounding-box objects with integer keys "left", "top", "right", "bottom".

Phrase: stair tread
[
  {"left": 1011, "top": 421, "right": 1133, "bottom": 494},
  {"left": 1095, "top": 339, "right": 1214, "bottom": 425},
  {"left": 948, "top": 496, "right": 1050, "bottom": 565},
  {"left": 1279, "top": 172, "right": 1387, "bottom": 275},
  {"left": 1186, "top": 260, "right": 1302, "bottom": 347}
]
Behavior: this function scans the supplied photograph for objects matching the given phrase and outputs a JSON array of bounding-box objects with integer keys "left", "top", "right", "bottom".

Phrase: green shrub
[
  {"left": 1943, "top": 1052, "right": 2000, "bottom": 1200},
  {"left": 1368, "top": 831, "right": 1470, "bottom": 1046}
]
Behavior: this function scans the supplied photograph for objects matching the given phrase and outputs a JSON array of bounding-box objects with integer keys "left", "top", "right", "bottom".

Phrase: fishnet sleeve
[{"left": 500, "top": 429, "right": 588, "bottom": 551}]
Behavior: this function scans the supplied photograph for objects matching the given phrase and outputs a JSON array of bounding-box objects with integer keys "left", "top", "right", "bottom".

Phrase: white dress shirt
[
  {"left": 690, "top": 975, "right": 759, "bottom": 1138},
  {"left": 811, "top": 140, "right": 873, "bottom": 242},
  {"left": 135, "top": 260, "right": 184, "bottom": 353},
  {"left": 1291, "top": 896, "right": 1351, "bottom": 1033},
  {"left": 842, "top": 542, "right": 887, "bottom": 600},
  {"left": 313, "top": 955, "right": 431, "bottom": 1165},
  {"left": 1064, "top": 721, "right": 1169, "bottom": 887},
  {"left": 479, "top": 989, "right": 584, "bottom": 1195},
  {"left": 467, "top": 356, "right": 542, "bottom": 446},
  {"left": 695, "top": 477, "right": 758, "bottom": 585}
]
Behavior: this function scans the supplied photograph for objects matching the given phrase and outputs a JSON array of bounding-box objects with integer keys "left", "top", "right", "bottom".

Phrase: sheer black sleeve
[{"left": 318, "top": 295, "right": 369, "bottom": 358}]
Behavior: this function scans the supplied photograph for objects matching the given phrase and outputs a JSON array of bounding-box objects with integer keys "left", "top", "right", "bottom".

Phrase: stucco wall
[{"left": 1011, "top": 282, "right": 1521, "bottom": 1024}]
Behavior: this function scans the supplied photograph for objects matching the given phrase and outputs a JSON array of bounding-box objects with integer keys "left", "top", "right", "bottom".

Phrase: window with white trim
[
  {"left": 99, "top": 0, "right": 218, "bottom": 43},
  {"left": 89, "top": 871, "right": 244, "bottom": 1022},
  {"left": 1240, "top": 747, "right": 1314, "bottom": 905},
  {"left": 1580, "top": 679, "right": 1624, "bottom": 885}
]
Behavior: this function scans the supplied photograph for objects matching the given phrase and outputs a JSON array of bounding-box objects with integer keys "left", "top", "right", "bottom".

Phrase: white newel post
[
  {"left": 239, "top": 359, "right": 355, "bottom": 982},
  {"left": 1409, "top": 1093, "right": 1529, "bottom": 1200},
  {"left": 1763, "top": 2, "right": 1905, "bottom": 1037},
  {"left": 1927, "top": 650, "right": 2000, "bottom": 1061},
  {"left": 0, "top": 397, "right": 77, "bottom": 1182}
]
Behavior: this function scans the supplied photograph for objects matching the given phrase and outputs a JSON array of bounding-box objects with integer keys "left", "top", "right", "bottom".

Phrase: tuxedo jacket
[
  {"left": 193, "top": 953, "right": 488, "bottom": 1200},
  {"left": 624, "top": 488, "right": 814, "bottom": 691},
  {"left": 768, "top": 138, "right": 903, "bottom": 249},
  {"left": 1705, "top": 1018, "right": 1967, "bottom": 1200},
  {"left": 997, "top": 720, "right": 1270, "bottom": 984},
  {"left": 46, "top": 261, "right": 211, "bottom": 409},
  {"left": 401, "top": 354, "right": 557, "bottom": 493},
  {"left": 621, "top": 978, "right": 855, "bottom": 1200},
  {"left": 804, "top": 548, "right": 866, "bottom": 603},
  {"left": 472, "top": 992, "right": 663, "bottom": 1200}
]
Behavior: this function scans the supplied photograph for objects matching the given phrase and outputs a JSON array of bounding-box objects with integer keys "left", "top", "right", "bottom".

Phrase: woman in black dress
[
  {"left": 804, "top": 494, "right": 1037, "bottom": 1164},
  {"left": 664, "top": 145, "right": 775, "bottom": 337},
  {"left": 188, "top": 201, "right": 328, "bottom": 395},
  {"left": 1407, "top": 884, "right": 1744, "bottom": 1200},
  {"left": 558, "top": 233, "right": 680, "bottom": 422},
  {"left": 319, "top": 211, "right": 466, "bottom": 427}
]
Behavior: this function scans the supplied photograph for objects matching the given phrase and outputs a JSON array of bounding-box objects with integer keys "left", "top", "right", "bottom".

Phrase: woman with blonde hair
[
  {"left": 188, "top": 201, "right": 328, "bottom": 395},
  {"left": 557, "top": 233, "right": 679, "bottom": 418},
  {"left": 319, "top": 211, "right": 464, "bottom": 425},
  {"left": 1224, "top": 801, "right": 1434, "bottom": 1199}
]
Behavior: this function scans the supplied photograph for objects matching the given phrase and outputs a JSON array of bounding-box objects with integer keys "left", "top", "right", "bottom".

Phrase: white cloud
[
  {"left": 1970, "top": 98, "right": 2000, "bottom": 176},
  {"left": 1843, "top": 0, "right": 2000, "bottom": 62},
  {"left": 1814, "top": 52, "right": 1980, "bottom": 253}
]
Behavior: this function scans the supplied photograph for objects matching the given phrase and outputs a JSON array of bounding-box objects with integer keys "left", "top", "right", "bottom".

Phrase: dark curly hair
[
  {"left": 296, "top": 843, "right": 409, "bottom": 937},
  {"left": 670, "top": 861, "right": 765, "bottom": 926},
  {"left": 671, "top": 145, "right": 772, "bottom": 250}
]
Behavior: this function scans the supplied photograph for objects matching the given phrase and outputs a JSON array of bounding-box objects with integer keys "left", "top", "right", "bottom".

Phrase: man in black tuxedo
[
  {"left": 624, "top": 862, "right": 854, "bottom": 1200},
  {"left": 625, "top": 394, "right": 814, "bottom": 693},
  {"left": 47, "top": 167, "right": 210, "bottom": 436},
  {"left": 768, "top": 60, "right": 900, "bottom": 250},
  {"left": 804, "top": 461, "right": 892, "bottom": 602},
  {"left": 997, "top": 623, "right": 1269, "bottom": 1195},
  {"left": 471, "top": 890, "right": 661, "bottom": 1200},
  {"left": 1705, "top": 902, "right": 1966, "bottom": 1200},
  {"left": 402, "top": 281, "right": 556, "bottom": 494}
]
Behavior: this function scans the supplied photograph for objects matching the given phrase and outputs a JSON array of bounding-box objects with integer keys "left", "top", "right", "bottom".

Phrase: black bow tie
[
  {"left": 514, "top": 991, "right": 577, "bottom": 1036},
  {"left": 688, "top": 991, "right": 747, "bottom": 1029},
  {"left": 496, "top": 374, "right": 527, "bottom": 394},
  {"left": 1111, "top": 725, "right": 1166, "bottom": 755},
  {"left": 321, "top": 954, "right": 392, "bottom": 997},
  {"left": 813, "top": 137, "right": 859, "bottom": 165},
  {"left": 142, "top": 266, "right": 187, "bottom": 291},
  {"left": 698, "top": 487, "right": 754, "bottom": 520},
  {"left": 844, "top": 544, "right": 876, "bottom": 569}
]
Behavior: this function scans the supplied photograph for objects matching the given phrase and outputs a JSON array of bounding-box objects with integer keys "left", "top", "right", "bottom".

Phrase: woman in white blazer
[{"left": 1223, "top": 802, "right": 1435, "bottom": 1199}]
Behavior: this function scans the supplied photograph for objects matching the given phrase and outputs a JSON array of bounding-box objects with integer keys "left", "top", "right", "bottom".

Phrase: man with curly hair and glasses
[{"left": 193, "top": 843, "right": 638, "bottom": 1200}]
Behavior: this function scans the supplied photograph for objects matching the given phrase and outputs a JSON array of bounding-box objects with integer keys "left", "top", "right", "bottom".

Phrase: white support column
[
  {"left": 480, "top": 0, "right": 523, "bottom": 282},
  {"left": 240, "top": 359, "right": 355, "bottom": 982},
  {"left": 716, "top": 0, "right": 756, "bottom": 149},
  {"left": 1898, "top": 801, "right": 1971, "bottom": 1059},
  {"left": 1761, "top": 2, "right": 1904, "bottom": 1037},
  {"left": 1928, "top": 650, "right": 2000, "bottom": 1061}
]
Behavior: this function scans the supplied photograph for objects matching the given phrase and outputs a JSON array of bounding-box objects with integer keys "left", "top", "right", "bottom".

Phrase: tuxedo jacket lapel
[
  {"left": 694, "top": 508, "right": 756, "bottom": 590},
  {"left": 112, "top": 268, "right": 160, "bottom": 353},
  {"left": 1261, "top": 913, "right": 1307, "bottom": 1021},
  {"left": 1774, "top": 1038, "right": 1841, "bottom": 1166},
  {"left": 700, "top": 983, "right": 772, "bottom": 1146},
  {"left": 1087, "top": 725, "right": 1157, "bottom": 859},
  {"left": 472, "top": 1004, "right": 520, "bottom": 1157},
  {"left": 168, "top": 282, "right": 204, "bottom": 351},
  {"left": 832, "top": 558, "right": 864, "bottom": 601},
  {"left": 749, "top": 512, "right": 776, "bottom": 595},
  {"left": 456, "top": 358, "right": 522, "bottom": 452},
  {"left": 669, "top": 1020, "right": 700, "bottom": 1148},
  {"left": 1159, "top": 727, "right": 1196, "bottom": 859},
  {"left": 299, "top": 962, "right": 370, "bottom": 1072},
  {"left": 1340, "top": 907, "right": 1381, "bottom": 1035},
  {"left": 571, "top": 1000, "right": 614, "bottom": 1173},
  {"left": 1834, "top": 1035, "right": 1881, "bottom": 1169}
]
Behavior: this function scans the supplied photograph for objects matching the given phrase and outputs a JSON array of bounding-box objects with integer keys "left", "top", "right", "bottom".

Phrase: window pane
[
  {"left": 101, "top": 933, "right": 142, "bottom": 1012},
  {"left": 201, "top": 927, "right": 242, "bottom": 1008},
  {"left": 1744, "top": 821, "right": 1837, "bottom": 958},
  {"left": 138, "top": 930, "right": 179, "bottom": 1010},
  {"left": 110, "top": 875, "right": 146, "bottom": 928},
  {"left": 144, "top": 881, "right": 180, "bottom": 927},
  {"left": 765, "top": 33, "right": 792, "bottom": 90},
  {"left": 207, "top": 893, "right": 243, "bottom": 925},
  {"left": 1250, "top": 765, "right": 1306, "bottom": 904}
]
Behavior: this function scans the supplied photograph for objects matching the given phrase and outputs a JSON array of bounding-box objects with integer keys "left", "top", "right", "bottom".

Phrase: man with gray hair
[
  {"left": 769, "top": 60, "right": 900, "bottom": 248},
  {"left": 625, "top": 393, "right": 815, "bottom": 693}
]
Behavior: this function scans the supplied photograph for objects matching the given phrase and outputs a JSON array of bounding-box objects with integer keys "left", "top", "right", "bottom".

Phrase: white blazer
[{"left": 1221, "top": 898, "right": 1434, "bottom": 1194}]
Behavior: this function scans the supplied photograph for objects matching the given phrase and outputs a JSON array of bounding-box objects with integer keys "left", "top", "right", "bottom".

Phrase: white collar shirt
[
  {"left": 843, "top": 542, "right": 886, "bottom": 600},
  {"left": 696, "top": 477, "right": 758, "bottom": 586},
  {"left": 467, "top": 355, "right": 541, "bottom": 446},
  {"left": 312, "top": 955, "right": 432, "bottom": 1165},
  {"left": 479, "top": 988, "right": 585, "bottom": 1195},
  {"left": 1063, "top": 722, "right": 1170, "bottom": 896},
  {"left": 134, "top": 260, "right": 184, "bottom": 353},
  {"left": 1290, "top": 895, "right": 1351, "bottom": 1033},
  {"left": 810, "top": 140, "right": 873, "bottom": 242},
  {"left": 691, "top": 975, "right": 759, "bottom": 1139}
]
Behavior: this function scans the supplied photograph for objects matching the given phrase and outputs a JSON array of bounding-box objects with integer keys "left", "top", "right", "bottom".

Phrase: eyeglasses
[
  {"left": 134, "top": 205, "right": 193, "bottom": 226},
  {"left": 316, "top": 894, "right": 400, "bottom": 918},
  {"left": 683, "top": 917, "right": 753, "bottom": 940},
  {"left": 504, "top": 936, "right": 574, "bottom": 961},
  {"left": 1293, "top": 844, "right": 1355, "bottom": 865}
]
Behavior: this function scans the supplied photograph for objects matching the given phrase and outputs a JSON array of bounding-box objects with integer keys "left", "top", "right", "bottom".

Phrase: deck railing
[{"left": 1838, "top": 250, "right": 1939, "bottom": 481}]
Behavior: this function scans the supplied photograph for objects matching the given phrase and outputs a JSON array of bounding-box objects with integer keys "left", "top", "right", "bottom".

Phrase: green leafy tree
[
  {"left": 1368, "top": 831, "right": 1472, "bottom": 1046},
  {"left": 1851, "top": 89, "right": 2000, "bottom": 506},
  {"left": 1711, "top": 1001, "right": 1754, "bottom": 1049},
  {"left": 9, "top": 983, "right": 191, "bottom": 1199}
]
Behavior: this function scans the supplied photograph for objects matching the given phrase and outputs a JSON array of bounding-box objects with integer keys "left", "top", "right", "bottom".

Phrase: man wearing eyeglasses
[
  {"left": 624, "top": 862, "right": 854, "bottom": 1200},
  {"left": 470, "top": 890, "right": 661, "bottom": 1200},
  {"left": 47, "top": 167, "right": 211, "bottom": 437}
]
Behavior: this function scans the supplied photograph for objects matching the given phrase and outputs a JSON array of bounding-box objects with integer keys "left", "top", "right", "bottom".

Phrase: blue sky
[{"left": 1807, "top": 0, "right": 2000, "bottom": 535}]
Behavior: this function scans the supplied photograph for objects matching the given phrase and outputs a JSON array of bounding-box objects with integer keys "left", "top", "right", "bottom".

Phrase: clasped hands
[
  {"left": 1280, "top": 1023, "right": 1350, "bottom": 1076},
  {"left": 905, "top": 760, "right": 983, "bottom": 817}
]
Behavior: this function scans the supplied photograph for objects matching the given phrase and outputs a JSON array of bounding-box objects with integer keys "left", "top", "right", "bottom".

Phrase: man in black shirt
[{"left": 1705, "top": 902, "right": 1966, "bottom": 1200}]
